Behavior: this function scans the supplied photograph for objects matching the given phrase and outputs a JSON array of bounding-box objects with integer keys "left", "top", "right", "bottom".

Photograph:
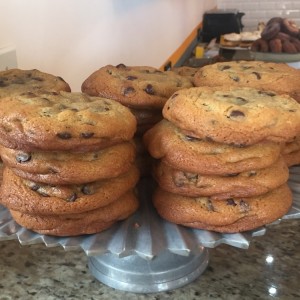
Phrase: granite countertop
[{"left": 0, "top": 219, "right": 299, "bottom": 300}]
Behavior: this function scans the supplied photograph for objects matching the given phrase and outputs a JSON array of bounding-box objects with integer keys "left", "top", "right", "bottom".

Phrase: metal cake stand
[{"left": 0, "top": 166, "right": 299, "bottom": 293}]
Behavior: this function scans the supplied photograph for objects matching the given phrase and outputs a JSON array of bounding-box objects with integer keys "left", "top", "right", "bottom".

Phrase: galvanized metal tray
[{"left": 0, "top": 167, "right": 299, "bottom": 258}]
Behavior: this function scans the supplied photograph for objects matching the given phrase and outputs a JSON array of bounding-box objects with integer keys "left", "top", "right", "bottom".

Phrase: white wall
[
  {"left": 217, "top": 0, "right": 300, "bottom": 31},
  {"left": 0, "top": 0, "right": 216, "bottom": 91}
]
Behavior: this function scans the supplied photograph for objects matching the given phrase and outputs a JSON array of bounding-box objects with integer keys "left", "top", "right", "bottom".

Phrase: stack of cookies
[
  {"left": 144, "top": 86, "right": 300, "bottom": 233},
  {"left": 0, "top": 90, "right": 139, "bottom": 236},
  {"left": 0, "top": 68, "right": 71, "bottom": 168},
  {"left": 81, "top": 63, "right": 193, "bottom": 175},
  {"left": 193, "top": 60, "right": 300, "bottom": 167}
]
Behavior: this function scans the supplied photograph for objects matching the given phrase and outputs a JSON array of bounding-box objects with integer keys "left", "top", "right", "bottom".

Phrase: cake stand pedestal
[{"left": 0, "top": 166, "right": 299, "bottom": 293}]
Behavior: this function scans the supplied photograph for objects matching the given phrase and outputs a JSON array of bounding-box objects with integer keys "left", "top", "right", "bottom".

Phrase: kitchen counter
[{"left": 0, "top": 219, "right": 299, "bottom": 300}]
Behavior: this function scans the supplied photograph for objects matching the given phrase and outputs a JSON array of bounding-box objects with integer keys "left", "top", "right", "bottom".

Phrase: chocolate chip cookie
[
  {"left": 81, "top": 64, "right": 193, "bottom": 109},
  {"left": 0, "top": 68, "right": 71, "bottom": 98},
  {"left": 0, "top": 142, "right": 136, "bottom": 184},
  {"left": 282, "top": 136, "right": 300, "bottom": 166},
  {"left": 0, "top": 165, "right": 139, "bottom": 215},
  {"left": 9, "top": 190, "right": 139, "bottom": 236},
  {"left": 163, "top": 87, "right": 300, "bottom": 145},
  {"left": 153, "top": 184, "right": 292, "bottom": 233},
  {"left": 153, "top": 157, "right": 289, "bottom": 200},
  {"left": 193, "top": 60, "right": 300, "bottom": 102},
  {"left": 0, "top": 91, "right": 137, "bottom": 151},
  {"left": 143, "top": 120, "right": 282, "bottom": 175}
]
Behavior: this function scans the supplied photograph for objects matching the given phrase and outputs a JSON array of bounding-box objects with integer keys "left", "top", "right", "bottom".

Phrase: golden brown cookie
[
  {"left": 193, "top": 60, "right": 300, "bottom": 102},
  {"left": 81, "top": 64, "right": 193, "bottom": 109},
  {"left": 0, "top": 165, "right": 139, "bottom": 215},
  {"left": 0, "top": 91, "right": 137, "bottom": 151},
  {"left": 163, "top": 87, "right": 300, "bottom": 145},
  {"left": 10, "top": 190, "right": 139, "bottom": 236},
  {"left": 153, "top": 184, "right": 292, "bottom": 233},
  {"left": 143, "top": 120, "right": 282, "bottom": 175},
  {"left": 0, "top": 142, "right": 136, "bottom": 184},
  {"left": 0, "top": 68, "right": 71, "bottom": 98},
  {"left": 169, "top": 66, "right": 199, "bottom": 82},
  {"left": 282, "top": 136, "right": 300, "bottom": 166},
  {"left": 153, "top": 157, "right": 289, "bottom": 200}
]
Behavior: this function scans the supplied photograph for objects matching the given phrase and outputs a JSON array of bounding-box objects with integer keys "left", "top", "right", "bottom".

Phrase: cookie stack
[
  {"left": 81, "top": 63, "right": 193, "bottom": 175},
  {"left": 193, "top": 60, "right": 300, "bottom": 167},
  {"left": 0, "top": 68, "right": 71, "bottom": 167},
  {"left": 144, "top": 86, "right": 300, "bottom": 232},
  {"left": 0, "top": 91, "right": 139, "bottom": 236}
]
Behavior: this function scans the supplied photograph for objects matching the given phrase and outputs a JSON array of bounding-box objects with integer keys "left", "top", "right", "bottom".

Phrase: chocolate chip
[
  {"left": 30, "top": 184, "right": 40, "bottom": 191},
  {"left": 81, "top": 132, "right": 94, "bottom": 139},
  {"left": 32, "top": 77, "right": 44, "bottom": 81},
  {"left": 239, "top": 200, "right": 250, "bottom": 212},
  {"left": 48, "top": 167, "right": 58, "bottom": 174},
  {"left": 259, "top": 91, "right": 276, "bottom": 97},
  {"left": 252, "top": 72, "right": 261, "bottom": 80},
  {"left": 225, "top": 173, "right": 240, "bottom": 177},
  {"left": 39, "top": 191, "right": 50, "bottom": 197},
  {"left": 57, "top": 132, "right": 72, "bottom": 139},
  {"left": 248, "top": 170, "right": 257, "bottom": 177},
  {"left": 67, "top": 193, "right": 78, "bottom": 202},
  {"left": 16, "top": 152, "right": 31, "bottom": 163},
  {"left": 235, "top": 97, "right": 248, "bottom": 105},
  {"left": 20, "top": 92, "right": 38, "bottom": 98},
  {"left": 123, "top": 86, "right": 135, "bottom": 96},
  {"left": 185, "top": 135, "right": 202, "bottom": 142},
  {"left": 81, "top": 185, "right": 94, "bottom": 195},
  {"left": 144, "top": 84, "right": 155, "bottom": 95},
  {"left": 230, "top": 75, "right": 240, "bottom": 82},
  {"left": 126, "top": 75, "right": 137, "bottom": 80},
  {"left": 229, "top": 110, "right": 245, "bottom": 118},
  {"left": 205, "top": 136, "right": 214, "bottom": 142},
  {"left": 207, "top": 199, "right": 215, "bottom": 211},
  {"left": 226, "top": 199, "right": 237, "bottom": 206},
  {"left": 233, "top": 143, "right": 247, "bottom": 148},
  {"left": 0, "top": 80, "right": 8, "bottom": 87},
  {"left": 220, "top": 65, "right": 231, "bottom": 70},
  {"left": 183, "top": 172, "right": 198, "bottom": 181},
  {"left": 116, "top": 63, "right": 126, "bottom": 68}
]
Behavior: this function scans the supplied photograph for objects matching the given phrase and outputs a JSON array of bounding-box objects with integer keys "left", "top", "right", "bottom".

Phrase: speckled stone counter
[{"left": 0, "top": 219, "right": 299, "bottom": 300}]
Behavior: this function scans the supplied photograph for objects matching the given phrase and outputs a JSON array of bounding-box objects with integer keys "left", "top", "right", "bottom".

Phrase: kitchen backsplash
[{"left": 217, "top": 0, "right": 300, "bottom": 31}]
